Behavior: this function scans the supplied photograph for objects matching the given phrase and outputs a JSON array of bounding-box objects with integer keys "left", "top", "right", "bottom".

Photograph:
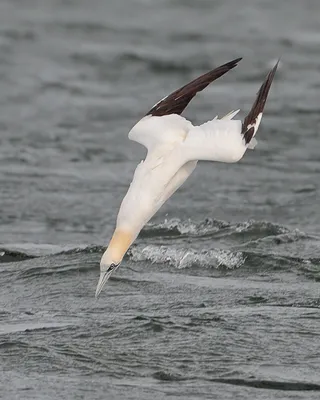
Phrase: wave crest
[
  {"left": 141, "top": 218, "right": 229, "bottom": 238},
  {"left": 129, "top": 244, "right": 244, "bottom": 270},
  {"left": 0, "top": 248, "right": 36, "bottom": 263},
  {"left": 142, "top": 218, "right": 291, "bottom": 239}
]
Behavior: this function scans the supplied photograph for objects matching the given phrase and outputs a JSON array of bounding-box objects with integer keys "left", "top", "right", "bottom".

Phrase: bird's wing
[
  {"left": 128, "top": 114, "right": 192, "bottom": 155},
  {"left": 241, "top": 60, "right": 279, "bottom": 144},
  {"left": 180, "top": 61, "right": 278, "bottom": 164},
  {"left": 128, "top": 58, "right": 241, "bottom": 152},
  {"left": 181, "top": 119, "right": 245, "bottom": 163},
  {"left": 145, "top": 58, "right": 241, "bottom": 117}
]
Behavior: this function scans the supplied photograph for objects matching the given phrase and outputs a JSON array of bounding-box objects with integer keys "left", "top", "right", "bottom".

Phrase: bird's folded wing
[{"left": 181, "top": 119, "right": 247, "bottom": 163}]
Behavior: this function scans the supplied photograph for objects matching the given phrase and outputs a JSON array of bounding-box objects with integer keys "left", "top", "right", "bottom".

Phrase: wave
[
  {"left": 9, "top": 241, "right": 318, "bottom": 282},
  {"left": 2, "top": 219, "right": 319, "bottom": 280},
  {"left": 140, "top": 218, "right": 229, "bottom": 238},
  {"left": 141, "top": 218, "right": 306, "bottom": 241},
  {"left": 128, "top": 244, "right": 244, "bottom": 270},
  {"left": 1, "top": 218, "right": 311, "bottom": 261},
  {"left": 152, "top": 370, "right": 320, "bottom": 390},
  {"left": 0, "top": 244, "right": 105, "bottom": 263},
  {"left": 242, "top": 230, "right": 311, "bottom": 249},
  {"left": 128, "top": 244, "right": 320, "bottom": 276},
  {"left": 1, "top": 218, "right": 317, "bottom": 252},
  {"left": 0, "top": 321, "right": 73, "bottom": 335},
  {"left": 207, "top": 378, "right": 320, "bottom": 391},
  {"left": 0, "top": 248, "right": 36, "bottom": 263}
]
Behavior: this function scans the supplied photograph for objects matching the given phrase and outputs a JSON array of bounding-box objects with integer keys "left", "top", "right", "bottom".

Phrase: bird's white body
[
  {"left": 118, "top": 115, "right": 195, "bottom": 235},
  {"left": 100, "top": 112, "right": 256, "bottom": 270},
  {"left": 95, "top": 58, "right": 277, "bottom": 297},
  {"left": 119, "top": 112, "right": 251, "bottom": 234}
]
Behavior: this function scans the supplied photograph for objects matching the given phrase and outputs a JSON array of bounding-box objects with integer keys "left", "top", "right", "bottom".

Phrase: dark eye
[{"left": 108, "top": 263, "right": 117, "bottom": 272}]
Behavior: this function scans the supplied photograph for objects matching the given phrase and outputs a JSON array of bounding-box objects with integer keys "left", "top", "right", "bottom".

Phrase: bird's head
[{"left": 95, "top": 229, "right": 134, "bottom": 298}]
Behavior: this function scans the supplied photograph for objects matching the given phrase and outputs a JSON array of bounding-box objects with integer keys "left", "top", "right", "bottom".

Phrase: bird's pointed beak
[
  {"left": 95, "top": 270, "right": 112, "bottom": 298},
  {"left": 95, "top": 263, "right": 120, "bottom": 298}
]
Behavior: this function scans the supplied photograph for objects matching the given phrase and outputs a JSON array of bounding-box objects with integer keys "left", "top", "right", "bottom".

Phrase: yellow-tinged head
[{"left": 95, "top": 229, "right": 134, "bottom": 297}]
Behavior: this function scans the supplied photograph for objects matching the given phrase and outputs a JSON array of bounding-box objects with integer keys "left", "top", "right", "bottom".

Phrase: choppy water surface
[{"left": 1, "top": 0, "right": 320, "bottom": 399}]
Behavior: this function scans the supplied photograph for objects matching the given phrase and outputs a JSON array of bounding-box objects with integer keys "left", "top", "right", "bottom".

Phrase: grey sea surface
[{"left": 1, "top": 0, "right": 320, "bottom": 399}]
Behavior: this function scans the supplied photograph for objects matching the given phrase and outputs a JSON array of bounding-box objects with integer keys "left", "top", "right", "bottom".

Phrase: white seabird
[{"left": 95, "top": 57, "right": 278, "bottom": 297}]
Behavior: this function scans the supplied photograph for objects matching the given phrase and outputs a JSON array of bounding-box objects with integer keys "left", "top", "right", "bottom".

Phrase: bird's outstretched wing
[
  {"left": 180, "top": 61, "right": 278, "bottom": 163},
  {"left": 242, "top": 61, "right": 279, "bottom": 144},
  {"left": 145, "top": 57, "right": 242, "bottom": 117},
  {"left": 129, "top": 58, "right": 241, "bottom": 153}
]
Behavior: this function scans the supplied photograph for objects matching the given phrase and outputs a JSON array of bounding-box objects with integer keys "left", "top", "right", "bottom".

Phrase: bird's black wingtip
[
  {"left": 268, "top": 59, "right": 280, "bottom": 80},
  {"left": 226, "top": 57, "right": 242, "bottom": 69},
  {"left": 242, "top": 58, "right": 279, "bottom": 144},
  {"left": 233, "top": 57, "right": 243, "bottom": 64}
]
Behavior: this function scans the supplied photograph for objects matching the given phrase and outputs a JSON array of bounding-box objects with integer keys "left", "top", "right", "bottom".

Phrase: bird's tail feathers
[
  {"left": 221, "top": 109, "right": 240, "bottom": 120},
  {"left": 213, "top": 109, "right": 240, "bottom": 121}
]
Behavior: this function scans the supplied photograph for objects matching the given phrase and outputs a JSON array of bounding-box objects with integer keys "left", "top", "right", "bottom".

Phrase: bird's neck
[{"left": 102, "top": 229, "right": 135, "bottom": 265}]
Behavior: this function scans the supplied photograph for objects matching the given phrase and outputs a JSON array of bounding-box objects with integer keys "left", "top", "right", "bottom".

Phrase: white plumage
[{"left": 95, "top": 58, "right": 278, "bottom": 297}]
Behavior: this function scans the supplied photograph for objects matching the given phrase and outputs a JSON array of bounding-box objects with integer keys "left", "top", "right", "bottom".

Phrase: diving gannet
[{"left": 95, "top": 57, "right": 278, "bottom": 297}]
